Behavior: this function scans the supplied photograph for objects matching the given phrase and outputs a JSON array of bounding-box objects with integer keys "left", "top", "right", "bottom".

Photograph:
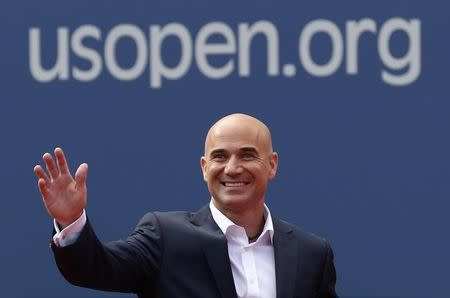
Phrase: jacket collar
[
  {"left": 273, "top": 217, "right": 298, "bottom": 298},
  {"left": 190, "top": 205, "right": 238, "bottom": 298}
]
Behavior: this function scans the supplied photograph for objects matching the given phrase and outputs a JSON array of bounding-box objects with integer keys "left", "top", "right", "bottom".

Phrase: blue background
[{"left": 1, "top": 1, "right": 449, "bottom": 297}]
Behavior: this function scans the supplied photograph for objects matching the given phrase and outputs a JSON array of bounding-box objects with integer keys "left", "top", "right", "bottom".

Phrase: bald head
[{"left": 204, "top": 113, "right": 273, "bottom": 155}]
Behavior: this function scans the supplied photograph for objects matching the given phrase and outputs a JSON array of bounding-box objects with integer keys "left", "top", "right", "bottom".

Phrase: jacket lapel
[
  {"left": 190, "top": 205, "right": 238, "bottom": 298},
  {"left": 273, "top": 218, "right": 298, "bottom": 298}
]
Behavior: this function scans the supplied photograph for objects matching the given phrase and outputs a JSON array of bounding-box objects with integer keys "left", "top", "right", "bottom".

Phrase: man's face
[{"left": 201, "top": 116, "right": 278, "bottom": 213}]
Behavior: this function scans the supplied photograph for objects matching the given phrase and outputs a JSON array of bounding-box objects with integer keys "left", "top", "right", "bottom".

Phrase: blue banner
[{"left": 1, "top": 1, "right": 449, "bottom": 297}]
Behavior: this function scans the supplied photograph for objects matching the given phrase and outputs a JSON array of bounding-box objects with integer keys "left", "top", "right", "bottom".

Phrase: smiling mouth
[{"left": 221, "top": 182, "right": 249, "bottom": 187}]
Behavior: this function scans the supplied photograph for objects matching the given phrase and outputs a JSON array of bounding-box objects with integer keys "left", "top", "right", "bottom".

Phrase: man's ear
[
  {"left": 268, "top": 152, "right": 279, "bottom": 180},
  {"left": 200, "top": 156, "right": 208, "bottom": 181}
]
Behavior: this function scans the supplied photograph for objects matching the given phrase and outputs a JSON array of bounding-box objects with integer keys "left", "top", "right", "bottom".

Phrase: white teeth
[{"left": 224, "top": 182, "right": 246, "bottom": 187}]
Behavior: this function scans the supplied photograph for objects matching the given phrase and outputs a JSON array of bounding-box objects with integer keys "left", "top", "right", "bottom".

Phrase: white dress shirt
[
  {"left": 53, "top": 203, "right": 276, "bottom": 298},
  {"left": 53, "top": 209, "right": 86, "bottom": 247},
  {"left": 209, "top": 201, "right": 276, "bottom": 298}
]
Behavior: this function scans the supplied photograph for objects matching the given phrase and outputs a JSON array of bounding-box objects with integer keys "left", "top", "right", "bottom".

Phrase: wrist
[{"left": 57, "top": 211, "right": 84, "bottom": 229}]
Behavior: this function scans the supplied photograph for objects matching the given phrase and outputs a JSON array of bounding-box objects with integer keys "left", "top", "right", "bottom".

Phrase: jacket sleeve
[
  {"left": 317, "top": 240, "right": 338, "bottom": 298},
  {"left": 51, "top": 212, "right": 163, "bottom": 294}
]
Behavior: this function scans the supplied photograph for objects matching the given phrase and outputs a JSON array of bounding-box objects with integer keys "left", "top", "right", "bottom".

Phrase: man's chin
[{"left": 214, "top": 194, "right": 251, "bottom": 208}]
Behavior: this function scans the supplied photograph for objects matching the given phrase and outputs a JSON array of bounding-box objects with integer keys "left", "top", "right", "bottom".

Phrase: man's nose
[{"left": 224, "top": 156, "right": 243, "bottom": 176}]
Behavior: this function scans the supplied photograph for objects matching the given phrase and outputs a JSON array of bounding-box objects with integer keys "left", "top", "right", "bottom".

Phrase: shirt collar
[{"left": 209, "top": 199, "right": 274, "bottom": 243}]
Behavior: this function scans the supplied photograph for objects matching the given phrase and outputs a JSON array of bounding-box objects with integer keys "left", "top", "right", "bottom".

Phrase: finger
[
  {"left": 43, "top": 152, "right": 59, "bottom": 180},
  {"left": 55, "top": 147, "right": 70, "bottom": 175},
  {"left": 37, "top": 178, "right": 49, "bottom": 199},
  {"left": 34, "top": 165, "right": 49, "bottom": 182},
  {"left": 75, "top": 163, "right": 88, "bottom": 188}
]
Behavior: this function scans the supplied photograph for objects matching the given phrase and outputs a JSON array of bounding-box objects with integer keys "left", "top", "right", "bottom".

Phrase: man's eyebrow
[
  {"left": 209, "top": 149, "right": 226, "bottom": 157},
  {"left": 240, "top": 147, "right": 258, "bottom": 153}
]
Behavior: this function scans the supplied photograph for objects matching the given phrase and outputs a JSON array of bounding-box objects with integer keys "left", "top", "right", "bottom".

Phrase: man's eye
[
  {"left": 212, "top": 154, "right": 226, "bottom": 160},
  {"left": 242, "top": 153, "right": 256, "bottom": 159}
]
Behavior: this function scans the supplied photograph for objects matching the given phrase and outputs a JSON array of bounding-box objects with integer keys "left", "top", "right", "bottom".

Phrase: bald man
[{"left": 35, "top": 114, "right": 338, "bottom": 298}]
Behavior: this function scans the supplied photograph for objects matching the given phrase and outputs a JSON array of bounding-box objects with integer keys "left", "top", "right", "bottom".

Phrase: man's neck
[{"left": 212, "top": 200, "right": 265, "bottom": 239}]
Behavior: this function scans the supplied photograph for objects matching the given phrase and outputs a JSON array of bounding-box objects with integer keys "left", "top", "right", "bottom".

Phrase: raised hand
[{"left": 34, "top": 148, "right": 88, "bottom": 228}]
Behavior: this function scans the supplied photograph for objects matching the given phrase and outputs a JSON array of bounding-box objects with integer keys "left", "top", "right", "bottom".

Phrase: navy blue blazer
[{"left": 52, "top": 205, "right": 338, "bottom": 298}]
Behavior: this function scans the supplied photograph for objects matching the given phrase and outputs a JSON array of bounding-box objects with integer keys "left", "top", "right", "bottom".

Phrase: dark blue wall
[{"left": 1, "top": 1, "right": 449, "bottom": 297}]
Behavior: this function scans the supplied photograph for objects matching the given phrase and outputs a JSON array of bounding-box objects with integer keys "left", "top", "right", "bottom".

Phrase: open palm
[{"left": 34, "top": 148, "right": 88, "bottom": 228}]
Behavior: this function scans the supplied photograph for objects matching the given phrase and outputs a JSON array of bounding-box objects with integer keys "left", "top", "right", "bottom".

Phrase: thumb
[{"left": 75, "top": 163, "right": 88, "bottom": 188}]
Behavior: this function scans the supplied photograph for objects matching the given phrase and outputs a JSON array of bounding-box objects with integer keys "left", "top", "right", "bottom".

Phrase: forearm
[{"left": 51, "top": 213, "right": 163, "bottom": 293}]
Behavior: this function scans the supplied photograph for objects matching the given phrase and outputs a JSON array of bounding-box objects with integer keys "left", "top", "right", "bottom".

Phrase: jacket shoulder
[{"left": 274, "top": 217, "right": 331, "bottom": 251}]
